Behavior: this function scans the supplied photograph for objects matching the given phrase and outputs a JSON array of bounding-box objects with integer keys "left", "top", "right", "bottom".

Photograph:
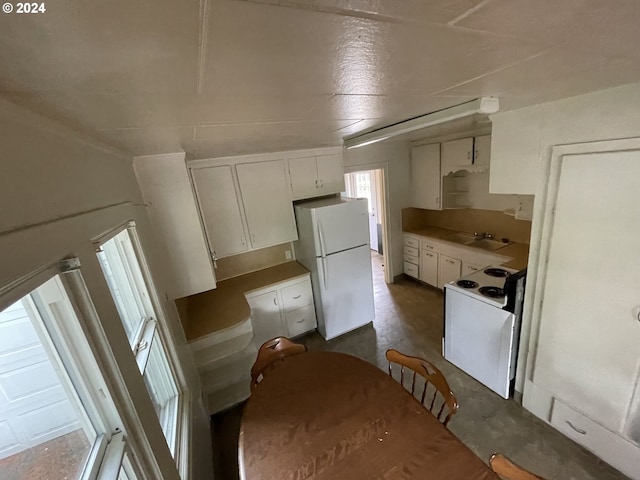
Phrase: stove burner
[
  {"left": 478, "top": 286, "right": 505, "bottom": 298},
  {"left": 484, "top": 268, "right": 510, "bottom": 278},
  {"left": 456, "top": 280, "right": 479, "bottom": 289}
]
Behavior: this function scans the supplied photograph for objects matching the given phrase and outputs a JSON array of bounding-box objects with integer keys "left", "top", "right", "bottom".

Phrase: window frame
[
  {"left": 0, "top": 264, "right": 144, "bottom": 480},
  {"left": 93, "top": 222, "right": 189, "bottom": 474}
]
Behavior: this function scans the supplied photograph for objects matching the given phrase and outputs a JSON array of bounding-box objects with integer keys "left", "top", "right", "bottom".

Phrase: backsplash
[
  {"left": 403, "top": 207, "right": 532, "bottom": 244},
  {"left": 215, "top": 243, "right": 293, "bottom": 281}
]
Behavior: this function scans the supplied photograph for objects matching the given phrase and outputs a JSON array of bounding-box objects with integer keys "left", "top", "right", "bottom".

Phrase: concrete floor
[{"left": 211, "top": 252, "right": 629, "bottom": 480}]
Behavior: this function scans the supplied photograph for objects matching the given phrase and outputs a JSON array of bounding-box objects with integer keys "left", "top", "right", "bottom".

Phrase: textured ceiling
[{"left": 1, "top": 0, "right": 639, "bottom": 158}]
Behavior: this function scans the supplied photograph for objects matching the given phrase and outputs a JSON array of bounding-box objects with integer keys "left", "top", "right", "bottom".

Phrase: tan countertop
[
  {"left": 182, "top": 261, "right": 310, "bottom": 341},
  {"left": 403, "top": 226, "right": 529, "bottom": 270}
]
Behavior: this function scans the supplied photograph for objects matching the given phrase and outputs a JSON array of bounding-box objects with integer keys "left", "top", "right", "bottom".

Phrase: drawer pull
[
  {"left": 293, "top": 294, "right": 302, "bottom": 299},
  {"left": 566, "top": 421, "right": 587, "bottom": 435},
  {"left": 296, "top": 318, "right": 305, "bottom": 323}
]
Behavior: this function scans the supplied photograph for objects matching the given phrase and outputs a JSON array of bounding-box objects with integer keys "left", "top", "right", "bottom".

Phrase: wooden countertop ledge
[{"left": 181, "top": 261, "right": 309, "bottom": 341}]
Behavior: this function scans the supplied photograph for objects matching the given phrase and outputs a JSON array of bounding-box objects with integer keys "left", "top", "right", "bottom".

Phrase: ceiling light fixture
[{"left": 343, "top": 97, "right": 499, "bottom": 149}]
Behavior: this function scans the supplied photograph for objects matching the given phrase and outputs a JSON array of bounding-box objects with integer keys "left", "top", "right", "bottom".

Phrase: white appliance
[
  {"left": 443, "top": 266, "right": 526, "bottom": 398},
  {"left": 294, "top": 197, "right": 375, "bottom": 340}
]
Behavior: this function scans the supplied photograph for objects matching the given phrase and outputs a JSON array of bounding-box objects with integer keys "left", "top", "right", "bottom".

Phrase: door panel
[
  {"left": 533, "top": 150, "right": 640, "bottom": 431},
  {"left": 316, "top": 245, "right": 374, "bottom": 339},
  {"left": 0, "top": 301, "right": 81, "bottom": 459},
  {"left": 192, "top": 165, "right": 248, "bottom": 258},
  {"left": 316, "top": 154, "right": 344, "bottom": 195},
  {"left": 288, "top": 156, "right": 318, "bottom": 200},
  {"left": 237, "top": 160, "right": 298, "bottom": 249},
  {"left": 247, "top": 291, "right": 285, "bottom": 346},
  {"left": 312, "top": 199, "right": 369, "bottom": 255}
]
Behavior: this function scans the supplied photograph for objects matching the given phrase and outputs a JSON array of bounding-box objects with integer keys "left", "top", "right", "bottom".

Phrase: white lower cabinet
[
  {"left": 403, "top": 234, "right": 421, "bottom": 279},
  {"left": 245, "top": 275, "right": 316, "bottom": 346},
  {"left": 461, "top": 262, "right": 483, "bottom": 276},
  {"left": 438, "top": 255, "right": 461, "bottom": 288},
  {"left": 420, "top": 250, "right": 438, "bottom": 287},
  {"left": 246, "top": 290, "right": 283, "bottom": 347}
]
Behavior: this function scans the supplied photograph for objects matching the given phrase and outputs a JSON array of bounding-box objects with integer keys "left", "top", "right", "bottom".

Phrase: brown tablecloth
[{"left": 239, "top": 351, "right": 497, "bottom": 480}]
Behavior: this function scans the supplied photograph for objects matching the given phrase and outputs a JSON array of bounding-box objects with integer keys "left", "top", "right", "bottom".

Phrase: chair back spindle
[{"left": 386, "top": 349, "right": 459, "bottom": 426}]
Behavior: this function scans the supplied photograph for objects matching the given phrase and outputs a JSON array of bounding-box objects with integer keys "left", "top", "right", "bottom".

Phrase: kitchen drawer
[
  {"left": 403, "top": 234, "right": 420, "bottom": 249},
  {"left": 404, "top": 252, "right": 419, "bottom": 265},
  {"left": 404, "top": 261, "right": 419, "bottom": 279},
  {"left": 421, "top": 240, "right": 439, "bottom": 252},
  {"left": 550, "top": 399, "right": 640, "bottom": 476},
  {"left": 281, "top": 279, "right": 312, "bottom": 312},
  {"left": 284, "top": 305, "right": 317, "bottom": 337},
  {"left": 403, "top": 245, "right": 419, "bottom": 257}
]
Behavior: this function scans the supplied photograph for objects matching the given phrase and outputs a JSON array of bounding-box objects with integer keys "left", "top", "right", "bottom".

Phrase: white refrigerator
[{"left": 294, "top": 197, "right": 375, "bottom": 340}]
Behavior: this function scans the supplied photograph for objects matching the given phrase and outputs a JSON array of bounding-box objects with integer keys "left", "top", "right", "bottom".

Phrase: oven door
[{"left": 444, "top": 287, "right": 516, "bottom": 398}]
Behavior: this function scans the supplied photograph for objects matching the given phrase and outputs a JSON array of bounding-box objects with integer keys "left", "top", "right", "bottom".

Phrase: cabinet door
[
  {"left": 248, "top": 290, "right": 286, "bottom": 346},
  {"left": 533, "top": 149, "right": 640, "bottom": 432},
  {"left": 133, "top": 153, "right": 216, "bottom": 298},
  {"left": 288, "top": 156, "right": 318, "bottom": 200},
  {"left": 420, "top": 250, "right": 438, "bottom": 286},
  {"left": 441, "top": 138, "right": 473, "bottom": 174},
  {"left": 191, "top": 165, "right": 248, "bottom": 258},
  {"left": 438, "top": 254, "right": 461, "bottom": 288},
  {"left": 316, "top": 153, "right": 345, "bottom": 195},
  {"left": 461, "top": 262, "right": 483, "bottom": 277},
  {"left": 411, "top": 144, "right": 441, "bottom": 210},
  {"left": 473, "top": 135, "right": 491, "bottom": 167},
  {"left": 236, "top": 160, "right": 298, "bottom": 249}
]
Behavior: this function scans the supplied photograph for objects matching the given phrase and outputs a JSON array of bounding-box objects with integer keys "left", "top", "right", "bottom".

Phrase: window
[
  {"left": 96, "top": 226, "right": 180, "bottom": 456},
  {"left": 0, "top": 273, "right": 141, "bottom": 480}
]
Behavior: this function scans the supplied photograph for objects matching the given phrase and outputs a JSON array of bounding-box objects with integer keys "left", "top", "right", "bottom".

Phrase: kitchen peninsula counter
[{"left": 178, "top": 261, "right": 309, "bottom": 341}]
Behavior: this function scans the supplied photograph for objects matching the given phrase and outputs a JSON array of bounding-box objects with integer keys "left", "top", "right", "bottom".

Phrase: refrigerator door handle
[
  {"left": 322, "top": 256, "right": 328, "bottom": 290},
  {"left": 317, "top": 219, "right": 327, "bottom": 257}
]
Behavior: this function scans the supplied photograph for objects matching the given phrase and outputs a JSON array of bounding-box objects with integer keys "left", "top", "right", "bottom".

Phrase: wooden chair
[
  {"left": 250, "top": 337, "right": 307, "bottom": 391},
  {"left": 489, "top": 453, "right": 546, "bottom": 480},
  {"left": 385, "top": 348, "right": 459, "bottom": 426}
]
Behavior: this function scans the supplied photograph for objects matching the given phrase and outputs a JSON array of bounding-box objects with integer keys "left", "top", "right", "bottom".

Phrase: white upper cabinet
[
  {"left": 236, "top": 160, "right": 298, "bottom": 249},
  {"left": 315, "top": 154, "right": 345, "bottom": 195},
  {"left": 288, "top": 153, "right": 344, "bottom": 200},
  {"left": 288, "top": 156, "right": 318, "bottom": 199},
  {"left": 191, "top": 165, "right": 248, "bottom": 259},
  {"left": 441, "top": 138, "right": 473, "bottom": 174},
  {"left": 411, "top": 143, "right": 441, "bottom": 210},
  {"left": 133, "top": 153, "right": 216, "bottom": 298},
  {"left": 473, "top": 134, "right": 491, "bottom": 167}
]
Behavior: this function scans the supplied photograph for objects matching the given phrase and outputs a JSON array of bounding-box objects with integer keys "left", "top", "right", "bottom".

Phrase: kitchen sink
[
  {"left": 469, "top": 238, "right": 512, "bottom": 251},
  {"left": 443, "top": 232, "right": 512, "bottom": 251},
  {"left": 443, "top": 232, "right": 476, "bottom": 245}
]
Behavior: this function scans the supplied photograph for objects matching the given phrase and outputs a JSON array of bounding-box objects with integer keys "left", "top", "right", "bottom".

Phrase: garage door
[{"left": 0, "top": 300, "right": 82, "bottom": 459}]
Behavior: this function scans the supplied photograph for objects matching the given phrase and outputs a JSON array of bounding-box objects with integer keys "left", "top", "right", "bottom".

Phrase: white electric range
[{"left": 443, "top": 266, "right": 526, "bottom": 399}]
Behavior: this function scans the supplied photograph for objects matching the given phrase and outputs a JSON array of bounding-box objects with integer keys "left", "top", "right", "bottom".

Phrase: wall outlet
[{"left": 285, "top": 250, "right": 292, "bottom": 260}]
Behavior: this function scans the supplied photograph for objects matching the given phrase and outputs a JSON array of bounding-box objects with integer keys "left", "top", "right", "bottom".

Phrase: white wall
[
  {"left": 490, "top": 82, "right": 640, "bottom": 195},
  {"left": 0, "top": 98, "right": 213, "bottom": 480},
  {"left": 488, "top": 81, "right": 640, "bottom": 394},
  {"left": 343, "top": 141, "right": 412, "bottom": 279}
]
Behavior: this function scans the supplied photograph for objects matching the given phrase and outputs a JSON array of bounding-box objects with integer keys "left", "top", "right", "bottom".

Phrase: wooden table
[{"left": 239, "top": 351, "right": 497, "bottom": 480}]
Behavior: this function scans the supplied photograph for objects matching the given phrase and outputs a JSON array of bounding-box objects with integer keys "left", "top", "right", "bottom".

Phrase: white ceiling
[{"left": 1, "top": 0, "right": 640, "bottom": 158}]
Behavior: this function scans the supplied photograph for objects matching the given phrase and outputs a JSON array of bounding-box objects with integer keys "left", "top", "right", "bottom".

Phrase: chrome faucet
[{"left": 474, "top": 232, "right": 493, "bottom": 240}]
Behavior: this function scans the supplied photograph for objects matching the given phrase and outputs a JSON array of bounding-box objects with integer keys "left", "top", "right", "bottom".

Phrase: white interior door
[
  {"left": 345, "top": 171, "right": 379, "bottom": 252},
  {"left": 533, "top": 149, "right": 640, "bottom": 431}
]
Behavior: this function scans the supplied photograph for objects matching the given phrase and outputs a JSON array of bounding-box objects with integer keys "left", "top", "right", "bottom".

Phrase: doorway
[{"left": 343, "top": 167, "right": 390, "bottom": 285}]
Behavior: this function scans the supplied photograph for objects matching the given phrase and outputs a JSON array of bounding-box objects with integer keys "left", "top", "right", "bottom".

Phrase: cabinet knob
[
  {"left": 273, "top": 297, "right": 277, "bottom": 306},
  {"left": 293, "top": 294, "right": 301, "bottom": 299}
]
